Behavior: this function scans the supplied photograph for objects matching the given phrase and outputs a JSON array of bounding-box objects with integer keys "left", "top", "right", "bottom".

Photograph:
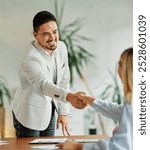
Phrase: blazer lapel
[{"left": 54, "top": 54, "right": 60, "bottom": 85}]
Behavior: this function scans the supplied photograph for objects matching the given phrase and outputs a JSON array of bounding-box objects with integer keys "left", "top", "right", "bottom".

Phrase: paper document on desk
[
  {"left": 32, "top": 145, "right": 59, "bottom": 149},
  {"left": 29, "top": 138, "right": 68, "bottom": 144},
  {"left": 0, "top": 140, "right": 8, "bottom": 145},
  {"left": 73, "top": 139, "right": 99, "bottom": 143}
]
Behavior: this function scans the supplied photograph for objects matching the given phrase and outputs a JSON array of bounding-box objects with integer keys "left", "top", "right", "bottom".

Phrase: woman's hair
[{"left": 119, "top": 47, "right": 133, "bottom": 104}]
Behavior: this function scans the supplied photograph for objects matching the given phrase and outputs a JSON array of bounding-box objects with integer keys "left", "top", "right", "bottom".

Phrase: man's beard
[{"left": 47, "top": 41, "right": 57, "bottom": 50}]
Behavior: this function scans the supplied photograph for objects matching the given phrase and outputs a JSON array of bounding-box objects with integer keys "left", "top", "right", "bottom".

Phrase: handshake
[{"left": 66, "top": 92, "right": 95, "bottom": 109}]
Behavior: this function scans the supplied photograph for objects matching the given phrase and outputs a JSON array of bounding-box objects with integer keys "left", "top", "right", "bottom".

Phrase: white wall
[{"left": 0, "top": 0, "right": 132, "bottom": 137}]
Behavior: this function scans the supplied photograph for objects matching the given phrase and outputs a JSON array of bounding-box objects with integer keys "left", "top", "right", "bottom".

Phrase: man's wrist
[{"left": 66, "top": 92, "right": 74, "bottom": 102}]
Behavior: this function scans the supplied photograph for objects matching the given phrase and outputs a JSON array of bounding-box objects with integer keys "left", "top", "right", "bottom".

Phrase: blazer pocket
[
  {"left": 26, "top": 92, "right": 44, "bottom": 108},
  {"left": 26, "top": 102, "right": 43, "bottom": 109},
  {"left": 21, "top": 102, "right": 44, "bottom": 124}
]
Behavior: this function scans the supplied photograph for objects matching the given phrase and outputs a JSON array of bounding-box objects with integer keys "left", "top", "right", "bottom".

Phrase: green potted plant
[
  {"left": 53, "top": 0, "right": 107, "bottom": 134},
  {"left": 96, "top": 66, "right": 123, "bottom": 130},
  {"left": 0, "top": 76, "right": 12, "bottom": 138},
  {"left": 54, "top": 0, "right": 94, "bottom": 85},
  {"left": 98, "top": 66, "right": 123, "bottom": 104}
]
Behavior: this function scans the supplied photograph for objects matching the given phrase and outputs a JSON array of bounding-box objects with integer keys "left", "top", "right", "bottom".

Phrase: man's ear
[{"left": 33, "top": 31, "right": 37, "bottom": 38}]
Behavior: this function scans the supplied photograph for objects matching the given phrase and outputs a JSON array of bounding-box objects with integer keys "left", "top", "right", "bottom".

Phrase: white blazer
[{"left": 12, "top": 41, "right": 70, "bottom": 130}]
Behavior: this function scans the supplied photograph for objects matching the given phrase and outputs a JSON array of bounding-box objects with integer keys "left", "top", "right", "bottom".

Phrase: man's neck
[
  {"left": 36, "top": 42, "right": 53, "bottom": 55},
  {"left": 44, "top": 49, "right": 53, "bottom": 55}
]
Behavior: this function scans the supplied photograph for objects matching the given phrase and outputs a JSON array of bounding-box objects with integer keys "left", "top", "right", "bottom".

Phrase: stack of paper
[
  {"left": 73, "top": 139, "right": 99, "bottom": 143},
  {"left": 32, "top": 145, "right": 59, "bottom": 150},
  {"left": 0, "top": 139, "right": 8, "bottom": 145},
  {"left": 30, "top": 138, "right": 68, "bottom": 144}
]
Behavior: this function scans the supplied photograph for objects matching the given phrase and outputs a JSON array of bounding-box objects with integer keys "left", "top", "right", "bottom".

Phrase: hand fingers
[
  {"left": 56, "top": 142, "right": 68, "bottom": 149},
  {"left": 56, "top": 143, "right": 63, "bottom": 149},
  {"left": 79, "top": 99, "right": 87, "bottom": 105},
  {"left": 83, "top": 103, "right": 88, "bottom": 108},
  {"left": 75, "top": 102, "right": 86, "bottom": 109},
  {"left": 57, "top": 119, "right": 60, "bottom": 129},
  {"left": 75, "top": 91, "right": 85, "bottom": 95},
  {"left": 65, "top": 124, "right": 71, "bottom": 136},
  {"left": 62, "top": 123, "right": 66, "bottom": 136},
  {"left": 77, "top": 99, "right": 87, "bottom": 106},
  {"left": 76, "top": 94, "right": 85, "bottom": 101}
]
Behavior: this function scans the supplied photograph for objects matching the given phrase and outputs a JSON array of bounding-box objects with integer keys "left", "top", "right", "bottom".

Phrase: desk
[{"left": 0, "top": 134, "right": 108, "bottom": 150}]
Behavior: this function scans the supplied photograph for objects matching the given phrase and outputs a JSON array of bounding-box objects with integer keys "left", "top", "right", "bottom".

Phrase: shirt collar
[{"left": 31, "top": 40, "right": 57, "bottom": 57}]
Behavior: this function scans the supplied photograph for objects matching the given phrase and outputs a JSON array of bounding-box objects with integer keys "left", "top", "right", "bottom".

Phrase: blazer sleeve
[{"left": 21, "top": 56, "right": 68, "bottom": 103}]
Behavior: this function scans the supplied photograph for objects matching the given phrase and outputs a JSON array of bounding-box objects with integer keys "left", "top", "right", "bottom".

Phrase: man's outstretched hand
[{"left": 66, "top": 92, "right": 87, "bottom": 109}]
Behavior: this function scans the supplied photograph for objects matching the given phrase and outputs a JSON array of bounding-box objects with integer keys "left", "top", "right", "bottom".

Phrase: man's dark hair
[{"left": 33, "top": 11, "right": 57, "bottom": 32}]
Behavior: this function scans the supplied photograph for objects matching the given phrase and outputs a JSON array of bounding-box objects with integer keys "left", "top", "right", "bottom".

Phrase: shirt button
[{"left": 54, "top": 94, "right": 60, "bottom": 98}]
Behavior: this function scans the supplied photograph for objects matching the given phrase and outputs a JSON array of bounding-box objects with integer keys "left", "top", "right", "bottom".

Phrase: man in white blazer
[{"left": 12, "top": 11, "right": 86, "bottom": 137}]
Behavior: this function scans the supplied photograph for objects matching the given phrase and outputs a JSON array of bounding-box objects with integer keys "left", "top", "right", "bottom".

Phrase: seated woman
[{"left": 57, "top": 47, "right": 133, "bottom": 150}]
